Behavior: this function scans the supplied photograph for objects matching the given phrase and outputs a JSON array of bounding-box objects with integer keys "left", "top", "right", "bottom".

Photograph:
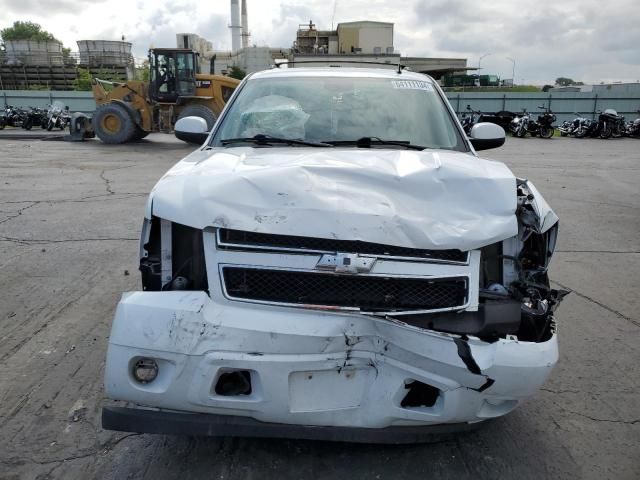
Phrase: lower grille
[{"left": 222, "top": 267, "right": 468, "bottom": 312}]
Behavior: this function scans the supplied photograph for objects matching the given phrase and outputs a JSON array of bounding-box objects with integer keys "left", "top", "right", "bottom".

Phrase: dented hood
[{"left": 150, "top": 147, "right": 520, "bottom": 251}]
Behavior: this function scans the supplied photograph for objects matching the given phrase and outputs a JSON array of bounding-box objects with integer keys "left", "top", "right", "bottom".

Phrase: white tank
[
  {"left": 76, "top": 40, "right": 133, "bottom": 66},
  {"left": 3, "top": 40, "right": 63, "bottom": 66}
]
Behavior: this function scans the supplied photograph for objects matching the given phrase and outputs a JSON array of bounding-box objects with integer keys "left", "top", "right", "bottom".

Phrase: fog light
[{"left": 133, "top": 358, "right": 158, "bottom": 383}]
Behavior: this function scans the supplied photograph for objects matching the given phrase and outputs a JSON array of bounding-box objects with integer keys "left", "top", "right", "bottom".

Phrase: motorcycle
[
  {"left": 22, "top": 107, "right": 47, "bottom": 131},
  {"left": 591, "top": 109, "right": 623, "bottom": 139},
  {"left": 509, "top": 109, "right": 530, "bottom": 137},
  {"left": 2, "top": 105, "right": 26, "bottom": 128},
  {"left": 46, "top": 102, "right": 71, "bottom": 131},
  {"left": 509, "top": 108, "right": 554, "bottom": 138},
  {"left": 559, "top": 113, "right": 590, "bottom": 137},
  {"left": 624, "top": 109, "right": 640, "bottom": 138},
  {"left": 611, "top": 111, "right": 626, "bottom": 138},
  {"left": 534, "top": 105, "right": 556, "bottom": 138},
  {"left": 459, "top": 104, "right": 481, "bottom": 134}
]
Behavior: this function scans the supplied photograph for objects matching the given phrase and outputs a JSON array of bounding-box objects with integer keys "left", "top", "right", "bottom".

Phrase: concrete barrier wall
[
  {"left": 2, "top": 89, "right": 639, "bottom": 123},
  {"left": 1, "top": 90, "right": 97, "bottom": 113},
  {"left": 445, "top": 91, "right": 640, "bottom": 123}
]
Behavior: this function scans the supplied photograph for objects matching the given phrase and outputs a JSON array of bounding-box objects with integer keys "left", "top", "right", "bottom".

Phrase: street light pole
[
  {"left": 506, "top": 57, "right": 516, "bottom": 86},
  {"left": 478, "top": 53, "right": 492, "bottom": 71}
]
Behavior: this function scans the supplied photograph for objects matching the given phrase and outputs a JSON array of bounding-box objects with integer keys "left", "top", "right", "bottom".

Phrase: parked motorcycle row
[
  {"left": 459, "top": 105, "right": 640, "bottom": 139},
  {"left": 0, "top": 102, "right": 72, "bottom": 131},
  {"left": 559, "top": 109, "right": 640, "bottom": 139}
]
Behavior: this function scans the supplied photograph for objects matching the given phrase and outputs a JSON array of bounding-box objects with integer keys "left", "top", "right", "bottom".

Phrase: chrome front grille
[
  {"left": 212, "top": 229, "right": 478, "bottom": 315},
  {"left": 222, "top": 266, "right": 468, "bottom": 312}
]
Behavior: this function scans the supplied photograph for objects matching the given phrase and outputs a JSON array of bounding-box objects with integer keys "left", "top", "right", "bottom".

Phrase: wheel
[
  {"left": 176, "top": 104, "right": 217, "bottom": 144},
  {"left": 93, "top": 103, "right": 137, "bottom": 144},
  {"left": 516, "top": 126, "right": 527, "bottom": 138},
  {"left": 560, "top": 131, "right": 567, "bottom": 137},
  {"left": 23, "top": 118, "right": 33, "bottom": 130},
  {"left": 540, "top": 126, "right": 554, "bottom": 139},
  {"left": 47, "top": 120, "right": 53, "bottom": 131},
  {"left": 600, "top": 124, "right": 612, "bottom": 139}
]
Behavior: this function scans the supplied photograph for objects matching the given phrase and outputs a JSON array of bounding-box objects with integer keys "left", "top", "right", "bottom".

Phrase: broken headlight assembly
[{"left": 139, "top": 216, "right": 208, "bottom": 292}]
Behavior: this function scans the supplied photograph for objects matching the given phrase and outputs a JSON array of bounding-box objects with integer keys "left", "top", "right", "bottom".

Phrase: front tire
[
  {"left": 93, "top": 103, "right": 137, "bottom": 144},
  {"left": 516, "top": 126, "right": 527, "bottom": 138},
  {"left": 540, "top": 126, "right": 554, "bottom": 138},
  {"left": 176, "top": 105, "right": 217, "bottom": 144},
  {"left": 600, "top": 124, "right": 612, "bottom": 139}
]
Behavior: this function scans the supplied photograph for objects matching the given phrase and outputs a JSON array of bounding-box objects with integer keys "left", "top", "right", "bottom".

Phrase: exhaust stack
[
  {"left": 241, "top": 0, "right": 250, "bottom": 49},
  {"left": 230, "top": 0, "right": 241, "bottom": 52}
]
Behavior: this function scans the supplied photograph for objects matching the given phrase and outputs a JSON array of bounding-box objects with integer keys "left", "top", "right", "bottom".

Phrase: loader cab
[{"left": 149, "top": 49, "right": 199, "bottom": 102}]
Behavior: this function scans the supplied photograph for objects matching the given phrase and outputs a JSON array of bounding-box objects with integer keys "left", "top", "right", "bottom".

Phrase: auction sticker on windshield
[{"left": 391, "top": 80, "right": 433, "bottom": 91}]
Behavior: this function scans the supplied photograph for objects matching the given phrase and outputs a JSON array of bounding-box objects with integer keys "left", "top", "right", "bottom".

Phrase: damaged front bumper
[{"left": 104, "top": 290, "right": 558, "bottom": 440}]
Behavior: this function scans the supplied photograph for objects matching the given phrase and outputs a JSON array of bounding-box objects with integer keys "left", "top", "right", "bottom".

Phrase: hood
[{"left": 150, "top": 147, "right": 519, "bottom": 251}]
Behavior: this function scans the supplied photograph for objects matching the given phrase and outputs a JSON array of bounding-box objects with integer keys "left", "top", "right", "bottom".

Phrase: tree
[
  {"left": 135, "top": 60, "right": 150, "bottom": 82},
  {"left": 73, "top": 68, "right": 93, "bottom": 91},
  {"left": 0, "top": 21, "right": 59, "bottom": 42},
  {"left": 555, "top": 77, "right": 576, "bottom": 86},
  {"left": 228, "top": 65, "right": 247, "bottom": 80},
  {"left": 62, "top": 47, "right": 76, "bottom": 66}
]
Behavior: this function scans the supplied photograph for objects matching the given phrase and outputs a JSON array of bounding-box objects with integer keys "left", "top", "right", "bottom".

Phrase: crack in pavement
[
  {"left": 99, "top": 170, "right": 115, "bottom": 195},
  {"left": 551, "top": 280, "right": 640, "bottom": 328},
  {"left": 0, "top": 202, "right": 39, "bottom": 225},
  {"left": 0, "top": 236, "right": 138, "bottom": 245},
  {"left": 540, "top": 387, "right": 581, "bottom": 395},
  {"left": 1, "top": 192, "right": 148, "bottom": 204},
  {"left": 0, "top": 433, "right": 143, "bottom": 467},
  {"left": 564, "top": 409, "right": 639, "bottom": 425},
  {"left": 556, "top": 249, "right": 640, "bottom": 254}
]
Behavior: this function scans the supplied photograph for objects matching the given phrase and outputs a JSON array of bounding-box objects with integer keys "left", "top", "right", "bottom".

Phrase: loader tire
[
  {"left": 94, "top": 103, "right": 136, "bottom": 144},
  {"left": 176, "top": 105, "right": 217, "bottom": 144}
]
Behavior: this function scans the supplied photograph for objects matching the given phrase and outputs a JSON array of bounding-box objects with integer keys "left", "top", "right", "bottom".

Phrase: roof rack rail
[{"left": 274, "top": 60, "right": 408, "bottom": 73}]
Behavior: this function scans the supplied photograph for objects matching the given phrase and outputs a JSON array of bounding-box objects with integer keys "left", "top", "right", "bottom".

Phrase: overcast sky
[{"left": 2, "top": 0, "right": 639, "bottom": 84}]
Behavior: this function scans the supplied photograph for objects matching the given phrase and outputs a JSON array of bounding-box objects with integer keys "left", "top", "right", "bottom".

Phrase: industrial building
[
  {"left": 176, "top": 1, "right": 288, "bottom": 75},
  {"left": 290, "top": 21, "right": 468, "bottom": 79},
  {"left": 173, "top": 2, "right": 469, "bottom": 79}
]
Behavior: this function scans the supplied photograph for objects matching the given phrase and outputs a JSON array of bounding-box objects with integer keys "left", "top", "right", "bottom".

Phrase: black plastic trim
[{"left": 102, "top": 406, "right": 480, "bottom": 444}]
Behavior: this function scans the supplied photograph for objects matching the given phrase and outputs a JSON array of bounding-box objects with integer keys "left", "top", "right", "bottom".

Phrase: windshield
[{"left": 211, "top": 75, "right": 466, "bottom": 151}]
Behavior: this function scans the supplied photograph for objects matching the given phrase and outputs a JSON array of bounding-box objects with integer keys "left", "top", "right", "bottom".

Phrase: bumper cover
[{"left": 104, "top": 291, "right": 558, "bottom": 432}]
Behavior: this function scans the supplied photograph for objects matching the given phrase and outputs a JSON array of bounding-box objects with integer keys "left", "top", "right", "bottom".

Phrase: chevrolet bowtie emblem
[{"left": 316, "top": 253, "right": 376, "bottom": 274}]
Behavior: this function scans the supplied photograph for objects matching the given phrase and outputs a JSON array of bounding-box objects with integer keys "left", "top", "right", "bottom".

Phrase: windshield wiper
[
  {"left": 326, "top": 137, "right": 427, "bottom": 150},
  {"left": 221, "top": 134, "right": 333, "bottom": 147}
]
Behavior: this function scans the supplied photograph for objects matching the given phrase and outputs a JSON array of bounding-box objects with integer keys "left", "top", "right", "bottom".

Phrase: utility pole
[{"left": 506, "top": 57, "right": 516, "bottom": 86}]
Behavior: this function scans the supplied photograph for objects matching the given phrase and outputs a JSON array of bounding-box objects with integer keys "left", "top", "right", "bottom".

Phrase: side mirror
[
  {"left": 174, "top": 116, "right": 209, "bottom": 144},
  {"left": 468, "top": 122, "right": 505, "bottom": 151}
]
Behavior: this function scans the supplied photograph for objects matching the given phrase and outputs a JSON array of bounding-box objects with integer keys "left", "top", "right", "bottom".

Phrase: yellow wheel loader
[{"left": 91, "top": 48, "right": 240, "bottom": 144}]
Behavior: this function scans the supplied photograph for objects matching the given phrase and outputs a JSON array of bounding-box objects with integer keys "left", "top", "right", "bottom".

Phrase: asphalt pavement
[{"left": 0, "top": 132, "right": 638, "bottom": 479}]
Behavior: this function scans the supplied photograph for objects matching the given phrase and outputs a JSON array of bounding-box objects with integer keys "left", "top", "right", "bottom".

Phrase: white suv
[{"left": 102, "top": 67, "right": 567, "bottom": 443}]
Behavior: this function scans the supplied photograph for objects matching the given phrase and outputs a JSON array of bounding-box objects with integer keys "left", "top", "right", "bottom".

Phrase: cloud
[{"left": 0, "top": 0, "right": 638, "bottom": 83}]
